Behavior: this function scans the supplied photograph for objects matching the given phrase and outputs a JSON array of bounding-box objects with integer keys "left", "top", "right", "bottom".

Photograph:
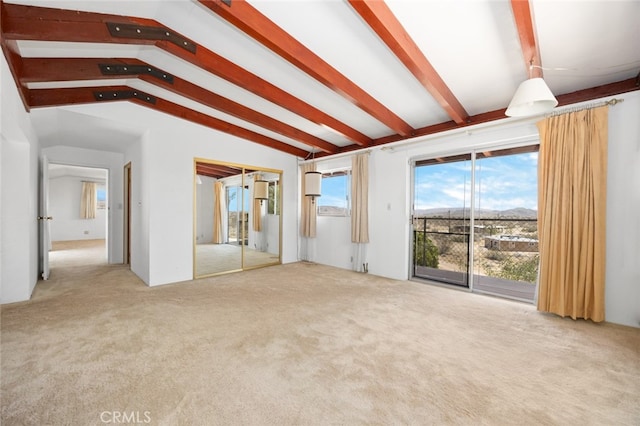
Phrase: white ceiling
[
  {"left": 4, "top": 0, "right": 640, "bottom": 156},
  {"left": 49, "top": 163, "right": 108, "bottom": 180}
]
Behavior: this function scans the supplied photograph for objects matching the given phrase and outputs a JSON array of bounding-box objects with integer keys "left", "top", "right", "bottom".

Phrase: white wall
[
  {"left": 308, "top": 92, "right": 640, "bottom": 328},
  {"left": 605, "top": 91, "right": 640, "bottom": 328},
  {"left": 124, "top": 132, "right": 150, "bottom": 285},
  {"left": 42, "top": 146, "right": 125, "bottom": 264},
  {"left": 49, "top": 176, "right": 107, "bottom": 241},
  {"left": 1, "top": 55, "right": 41, "bottom": 304},
  {"left": 309, "top": 155, "right": 353, "bottom": 270}
]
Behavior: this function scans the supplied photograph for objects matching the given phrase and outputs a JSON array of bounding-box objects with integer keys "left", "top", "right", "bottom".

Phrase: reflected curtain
[
  {"left": 81, "top": 181, "right": 97, "bottom": 219},
  {"left": 351, "top": 153, "right": 369, "bottom": 271},
  {"left": 213, "top": 181, "right": 224, "bottom": 244},
  {"left": 300, "top": 163, "right": 317, "bottom": 238},
  {"left": 536, "top": 106, "right": 608, "bottom": 322},
  {"left": 253, "top": 174, "right": 263, "bottom": 232}
]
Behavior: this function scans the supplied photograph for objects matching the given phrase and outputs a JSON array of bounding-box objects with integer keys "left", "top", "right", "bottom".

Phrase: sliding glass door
[
  {"left": 226, "top": 185, "right": 243, "bottom": 245},
  {"left": 412, "top": 146, "right": 539, "bottom": 302},
  {"left": 226, "top": 185, "right": 250, "bottom": 246},
  {"left": 472, "top": 146, "right": 539, "bottom": 301},
  {"left": 413, "top": 154, "right": 472, "bottom": 287}
]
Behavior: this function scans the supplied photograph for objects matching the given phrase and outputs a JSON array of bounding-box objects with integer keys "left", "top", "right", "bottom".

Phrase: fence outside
[{"left": 413, "top": 216, "right": 538, "bottom": 300}]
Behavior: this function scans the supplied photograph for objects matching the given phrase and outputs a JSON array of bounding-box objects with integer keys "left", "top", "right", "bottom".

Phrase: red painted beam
[
  {"left": 0, "top": 40, "right": 30, "bottom": 111},
  {"left": 1, "top": 2, "right": 370, "bottom": 146},
  {"left": 511, "top": 0, "right": 543, "bottom": 78},
  {"left": 20, "top": 57, "right": 339, "bottom": 153},
  {"left": 319, "top": 77, "right": 640, "bottom": 157},
  {"left": 1, "top": 2, "right": 159, "bottom": 44},
  {"left": 28, "top": 85, "right": 310, "bottom": 157},
  {"left": 348, "top": 0, "right": 469, "bottom": 125},
  {"left": 197, "top": 0, "right": 413, "bottom": 137}
]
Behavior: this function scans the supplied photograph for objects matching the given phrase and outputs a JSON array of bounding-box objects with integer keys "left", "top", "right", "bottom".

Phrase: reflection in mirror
[
  {"left": 194, "top": 160, "right": 281, "bottom": 278},
  {"left": 245, "top": 170, "right": 281, "bottom": 269}
]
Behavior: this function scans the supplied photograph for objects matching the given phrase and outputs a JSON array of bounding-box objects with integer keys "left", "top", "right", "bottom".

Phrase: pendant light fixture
[
  {"left": 505, "top": 62, "right": 558, "bottom": 117},
  {"left": 304, "top": 150, "right": 321, "bottom": 204},
  {"left": 254, "top": 179, "right": 269, "bottom": 205},
  {"left": 304, "top": 171, "right": 322, "bottom": 204}
]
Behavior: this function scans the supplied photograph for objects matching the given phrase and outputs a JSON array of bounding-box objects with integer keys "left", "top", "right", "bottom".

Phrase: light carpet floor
[{"left": 1, "top": 240, "right": 639, "bottom": 425}]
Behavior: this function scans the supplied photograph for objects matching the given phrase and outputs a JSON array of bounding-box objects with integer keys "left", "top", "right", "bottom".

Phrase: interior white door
[{"left": 40, "top": 155, "right": 51, "bottom": 280}]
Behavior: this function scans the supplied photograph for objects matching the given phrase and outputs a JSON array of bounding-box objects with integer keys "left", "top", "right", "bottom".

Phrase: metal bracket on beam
[
  {"left": 99, "top": 64, "right": 174, "bottom": 84},
  {"left": 106, "top": 22, "right": 197, "bottom": 54},
  {"left": 93, "top": 90, "right": 157, "bottom": 104}
]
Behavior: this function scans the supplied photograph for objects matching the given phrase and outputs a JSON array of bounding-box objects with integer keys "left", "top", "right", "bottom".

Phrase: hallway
[{"left": 33, "top": 239, "right": 135, "bottom": 301}]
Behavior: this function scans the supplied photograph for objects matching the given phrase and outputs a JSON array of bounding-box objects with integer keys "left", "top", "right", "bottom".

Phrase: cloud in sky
[
  {"left": 318, "top": 174, "right": 348, "bottom": 208},
  {"left": 415, "top": 152, "right": 538, "bottom": 211}
]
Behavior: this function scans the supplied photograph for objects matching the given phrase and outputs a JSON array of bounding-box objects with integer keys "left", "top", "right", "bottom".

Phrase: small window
[
  {"left": 317, "top": 170, "right": 350, "bottom": 216},
  {"left": 268, "top": 181, "right": 279, "bottom": 215}
]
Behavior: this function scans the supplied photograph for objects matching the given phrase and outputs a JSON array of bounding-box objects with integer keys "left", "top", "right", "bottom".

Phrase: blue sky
[
  {"left": 227, "top": 186, "right": 249, "bottom": 212},
  {"left": 414, "top": 152, "right": 538, "bottom": 211},
  {"left": 318, "top": 175, "right": 349, "bottom": 207}
]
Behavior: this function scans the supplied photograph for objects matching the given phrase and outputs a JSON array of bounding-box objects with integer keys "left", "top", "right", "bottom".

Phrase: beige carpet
[{"left": 1, "top": 240, "right": 639, "bottom": 425}]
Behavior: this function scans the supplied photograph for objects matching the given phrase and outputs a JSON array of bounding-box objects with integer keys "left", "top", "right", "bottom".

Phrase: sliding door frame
[{"left": 410, "top": 137, "right": 540, "bottom": 294}]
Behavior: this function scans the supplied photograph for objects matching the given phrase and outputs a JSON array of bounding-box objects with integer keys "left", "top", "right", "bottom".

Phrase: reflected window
[{"left": 268, "top": 181, "right": 280, "bottom": 215}]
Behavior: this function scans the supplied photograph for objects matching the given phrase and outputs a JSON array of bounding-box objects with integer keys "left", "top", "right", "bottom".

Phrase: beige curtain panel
[
  {"left": 80, "top": 181, "right": 97, "bottom": 219},
  {"left": 300, "top": 163, "right": 317, "bottom": 238},
  {"left": 213, "top": 181, "right": 224, "bottom": 244},
  {"left": 536, "top": 106, "right": 608, "bottom": 322},
  {"left": 351, "top": 153, "right": 369, "bottom": 243},
  {"left": 253, "top": 174, "right": 263, "bottom": 232}
]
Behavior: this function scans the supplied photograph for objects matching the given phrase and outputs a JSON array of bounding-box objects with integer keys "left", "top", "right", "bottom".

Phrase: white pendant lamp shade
[
  {"left": 505, "top": 77, "right": 558, "bottom": 117},
  {"left": 305, "top": 171, "right": 322, "bottom": 202},
  {"left": 254, "top": 180, "right": 269, "bottom": 200}
]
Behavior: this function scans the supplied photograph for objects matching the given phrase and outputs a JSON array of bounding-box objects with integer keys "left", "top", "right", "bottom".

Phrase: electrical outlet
[{"left": 83, "top": 230, "right": 89, "bottom": 235}]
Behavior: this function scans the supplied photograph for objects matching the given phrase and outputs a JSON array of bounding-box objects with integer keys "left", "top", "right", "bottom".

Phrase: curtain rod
[
  {"left": 301, "top": 95, "right": 628, "bottom": 163},
  {"left": 299, "top": 149, "right": 370, "bottom": 165},
  {"left": 547, "top": 97, "right": 624, "bottom": 117}
]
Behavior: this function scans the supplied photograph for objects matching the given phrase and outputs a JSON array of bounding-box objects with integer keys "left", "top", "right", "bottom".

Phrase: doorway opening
[
  {"left": 46, "top": 163, "right": 109, "bottom": 275},
  {"left": 124, "top": 162, "right": 131, "bottom": 266}
]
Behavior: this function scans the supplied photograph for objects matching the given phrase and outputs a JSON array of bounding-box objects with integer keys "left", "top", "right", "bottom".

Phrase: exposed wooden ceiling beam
[
  {"left": 511, "top": 0, "right": 543, "bottom": 78},
  {"left": 320, "top": 77, "right": 640, "bottom": 157},
  {"left": 196, "top": 163, "right": 240, "bottom": 175},
  {"left": 0, "top": 39, "right": 30, "bottom": 111},
  {"left": 1, "top": 2, "right": 370, "bottom": 147},
  {"left": 196, "top": 163, "right": 240, "bottom": 178},
  {"left": 20, "top": 57, "right": 338, "bottom": 153},
  {"left": 197, "top": 0, "right": 413, "bottom": 138},
  {"left": 1, "top": 2, "right": 159, "bottom": 45},
  {"left": 348, "top": 0, "right": 469, "bottom": 125},
  {"left": 27, "top": 85, "right": 309, "bottom": 157}
]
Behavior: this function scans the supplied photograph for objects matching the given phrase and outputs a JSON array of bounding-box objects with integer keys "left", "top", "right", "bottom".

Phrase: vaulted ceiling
[{"left": 2, "top": 0, "right": 639, "bottom": 159}]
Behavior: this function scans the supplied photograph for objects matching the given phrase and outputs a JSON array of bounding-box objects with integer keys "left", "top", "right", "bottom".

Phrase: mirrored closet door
[{"left": 194, "top": 159, "right": 282, "bottom": 278}]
